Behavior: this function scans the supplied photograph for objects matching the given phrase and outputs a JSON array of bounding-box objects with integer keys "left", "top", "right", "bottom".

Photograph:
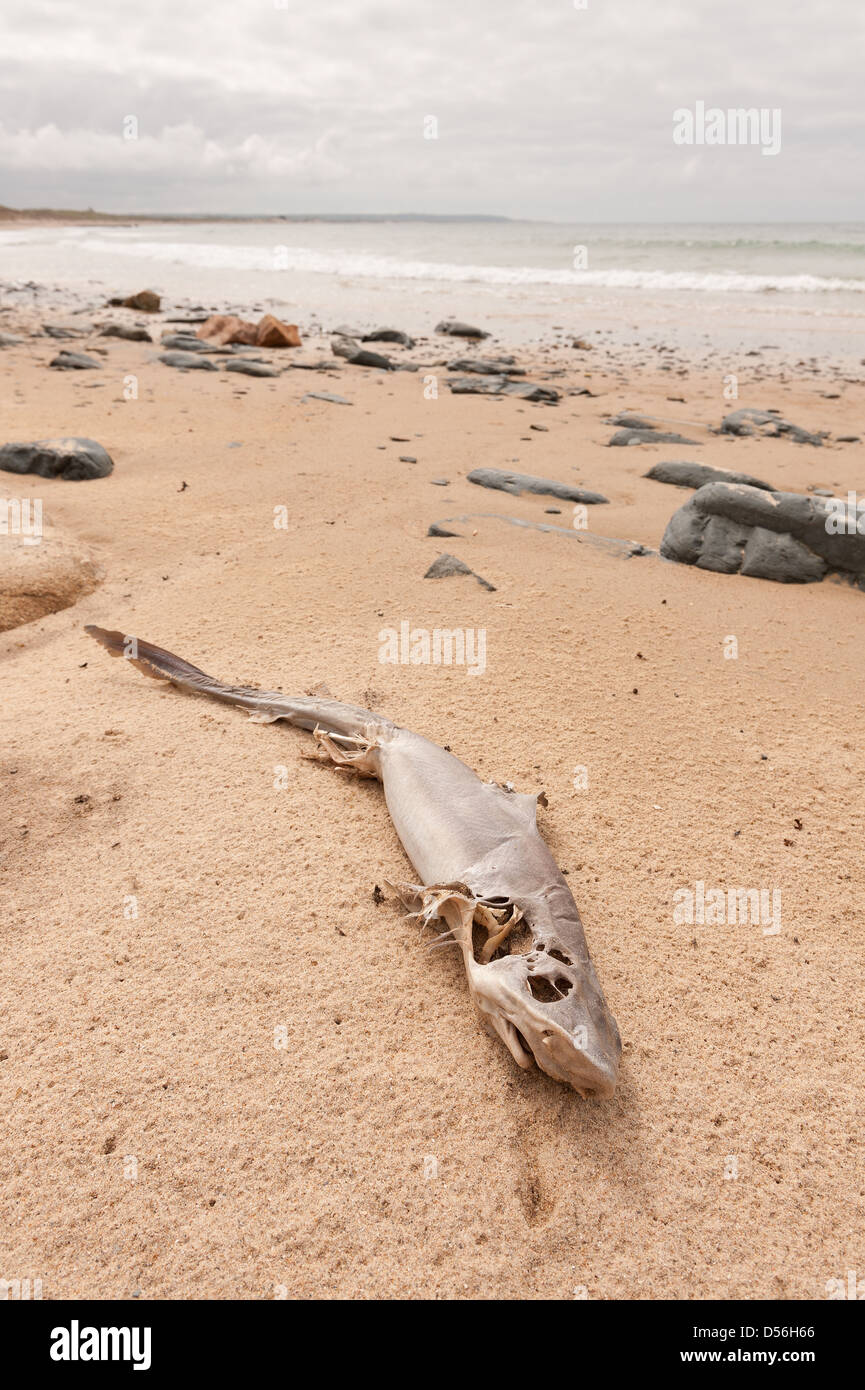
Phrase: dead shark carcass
[{"left": 85, "top": 625, "right": 622, "bottom": 1097}]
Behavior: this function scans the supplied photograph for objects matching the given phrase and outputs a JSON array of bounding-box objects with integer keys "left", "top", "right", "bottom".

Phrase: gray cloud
[{"left": 0, "top": 0, "right": 862, "bottom": 217}]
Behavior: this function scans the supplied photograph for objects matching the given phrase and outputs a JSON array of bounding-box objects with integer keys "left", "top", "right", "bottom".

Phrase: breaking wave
[{"left": 67, "top": 236, "right": 865, "bottom": 294}]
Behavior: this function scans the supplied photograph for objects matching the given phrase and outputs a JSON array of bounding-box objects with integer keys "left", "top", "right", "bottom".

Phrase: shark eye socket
[{"left": 527, "top": 974, "right": 574, "bottom": 1002}]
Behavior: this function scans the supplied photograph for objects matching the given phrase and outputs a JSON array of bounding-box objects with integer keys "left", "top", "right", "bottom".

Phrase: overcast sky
[{"left": 0, "top": 0, "right": 862, "bottom": 220}]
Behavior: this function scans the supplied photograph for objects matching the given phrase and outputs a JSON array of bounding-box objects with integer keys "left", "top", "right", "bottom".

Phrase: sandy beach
[{"left": 1, "top": 287, "right": 863, "bottom": 1300}]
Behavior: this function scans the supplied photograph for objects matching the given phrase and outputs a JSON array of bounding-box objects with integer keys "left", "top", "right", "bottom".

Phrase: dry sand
[{"left": 1, "top": 325, "right": 863, "bottom": 1300}]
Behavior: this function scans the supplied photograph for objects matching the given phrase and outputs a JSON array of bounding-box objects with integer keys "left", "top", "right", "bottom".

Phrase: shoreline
[{"left": 3, "top": 273, "right": 865, "bottom": 378}]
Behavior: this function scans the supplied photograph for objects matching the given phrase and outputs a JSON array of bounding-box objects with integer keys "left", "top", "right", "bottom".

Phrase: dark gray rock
[
  {"left": 331, "top": 337, "right": 361, "bottom": 359},
  {"left": 0, "top": 437, "right": 113, "bottom": 480},
  {"left": 644, "top": 461, "right": 775, "bottom": 491},
  {"left": 347, "top": 348, "right": 394, "bottom": 369},
  {"left": 609, "top": 411, "right": 657, "bottom": 430},
  {"left": 424, "top": 552, "right": 495, "bottom": 591},
  {"left": 467, "top": 467, "right": 608, "bottom": 505},
  {"left": 159, "top": 352, "right": 219, "bottom": 371},
  {"left": 224, "top": 359, "right": 280, "bottom": 377},
  {"left": 362, "top": 328, "right": 415, "bottom": 347},
  {"left": 447, "top": 376, "right": 559, "bottom": 403},
  {"left": 427, "top": 523, "right": 461, "bottom": 537},
  {"left": 99, "top": 323, "right": 152, "bottom": 342},
  {"left": 430, "top": 513, "right": 653, "bottom": 558},
  {"left": 697, "top": 514, "right": 750, "bottom": 574},
  {"left": 42, "top": 324, "right": 84, "bottom": 340},
  {"left": 435, "top": 321, "right": 490, "bottom": 339},
  {"left": 740, "top": 527, "right": 826, "bottom": 583},
  {"left": 331, "top": 337, "right": 393, "bottom": 369},
  {"left": 290, "top": 359, "right": 341, "bottom": 371},
  {"left": 446, "top": 356, "right": 522, "bottom": 375},
  {"left": 609, "top": 428, "right": 698, "bottom": 446},
  {"left": 160, "top": 334, "right": 213, "bottom": 351},
  {"left": 660, "top": 481, "right": 865, "bottom": 585},
  {"left": 719, "top": 407, "right": 825, "bottom": 446},
  {"left": 50, "top": 351, "right": 100, "bottom": 370}
]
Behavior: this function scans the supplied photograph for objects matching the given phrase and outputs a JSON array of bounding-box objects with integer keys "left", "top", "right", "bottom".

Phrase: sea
[{"left": 2, "top": 219, "right": 864, "bottom": 362}]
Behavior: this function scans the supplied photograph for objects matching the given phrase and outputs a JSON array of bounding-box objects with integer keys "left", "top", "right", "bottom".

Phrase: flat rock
[
  {"left": 0, "top": 437, "right": 113, "bottom": 480},
  {"left": 0, "top": 491, "right": 101, "bottom": 631},
  {"left": 609, "top": 427, "right": 697, "bottom": 446},
  {"left": 435, "top": 320, "right": 490, "bottom": 339},
  {"left": 301, "top": 392, "right": 352, "bottom": 405},
  {"left": 447, "top": 376, "right": 559, "bottom": 402},
  {"left": 159, "top": 351, "right": 219, "bottom": 371},
  {"left": 362, "top": 328, "right": 415, "bottom": 347},
  {"left": 467, "top": 467, "right": 608, "bottom": 504},
  {"left": 99, "top": 323, "right": 152, "bottom": 342},
  {"left": 719, "top": 407, "right": 825, "bottom": 446},
  {"left": 424, "top": 552, "right": 495, "bottom": 591},
  {"left": 446, "top": 356, "right": 521, "bottom": 375},
  {"left": 660, "top": 481, "right": 865, "bottom": 585},
  {"left": 42, "top": 324, "right": 85, "bottom": 339},
  {"left": 224, "top": 359, "right": 280, "bottom": 377},
  {"left": 331, "top": 338, "right": 393, "bottom": 369},
  {"left": 50, "top": 350, "right": 100, "bottom": 370},
  {"left": 645, "top": 461, "right": 775, "bottom": 491},
  {"left": 609, "top": 411, "right": 657, "bottom": 429},
  {"left": 161, "top": 334, "right": 214, "bottom": 351},
  {"left": 431, "top": 513, "right": 652, "bottom": 558},
  {"left": 0, "top": 332, "right": 24, "bottom": 346}
]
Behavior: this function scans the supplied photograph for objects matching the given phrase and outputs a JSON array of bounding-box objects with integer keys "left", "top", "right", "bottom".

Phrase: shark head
[{"left": 396, "top": 879, "right": 621, "bottom": 1098}]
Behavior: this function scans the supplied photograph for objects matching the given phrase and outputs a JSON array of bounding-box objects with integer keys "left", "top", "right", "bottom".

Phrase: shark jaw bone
[{"left": 391, "top": 881, "right": 621, "bottom": 1099}]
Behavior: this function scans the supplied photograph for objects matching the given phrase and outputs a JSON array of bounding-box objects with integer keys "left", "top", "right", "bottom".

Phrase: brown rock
[
  {"left": 255, "top": 314, "right": 301, "bottom": 348},
  {"left": 121, "top": 290, "right": 161, "bottom": 313},
  {"left": 196, "top": 314, "right": 257, "bottom": 346}
]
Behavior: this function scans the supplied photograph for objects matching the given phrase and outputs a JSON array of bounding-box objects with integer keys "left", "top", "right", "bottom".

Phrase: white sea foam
[{"left": 63, "top": 236, "right": 865, "bottom": 294}]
